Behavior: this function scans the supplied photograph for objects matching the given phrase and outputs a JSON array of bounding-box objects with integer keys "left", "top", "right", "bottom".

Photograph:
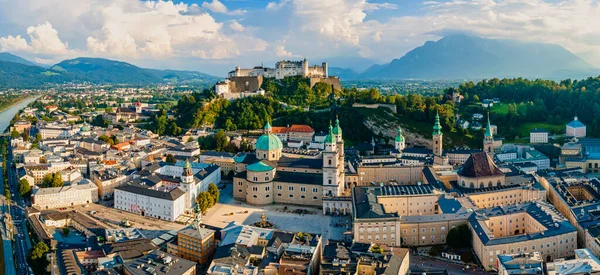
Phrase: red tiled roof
[
  {"left": 271, "top": 127, "right": 288, "bottom": 134},
  {"left": 288, "top": 124, "right": 314, "bottom": 133}
]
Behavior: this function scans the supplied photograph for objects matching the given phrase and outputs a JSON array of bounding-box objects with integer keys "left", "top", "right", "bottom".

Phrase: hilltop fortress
[{"left": 216, "top": 58, "right": 342, "bottom": 99}]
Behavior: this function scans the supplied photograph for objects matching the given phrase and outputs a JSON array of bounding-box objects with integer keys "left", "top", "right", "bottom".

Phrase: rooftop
[{"left": 458, "top": 152, "right": 504, "bottom": 178}]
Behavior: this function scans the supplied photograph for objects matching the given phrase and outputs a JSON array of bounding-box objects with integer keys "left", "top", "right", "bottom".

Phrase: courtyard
[{"left": 202, "top": 184, "right": 351, "bottom": 241}]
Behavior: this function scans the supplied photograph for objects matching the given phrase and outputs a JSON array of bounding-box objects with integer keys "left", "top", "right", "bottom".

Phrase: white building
[
  {"left": 38, "top": 123, "right": 78, "bottom": 139},
  {"left": 530, "top": 128, "right": 549, "bottom": 143},
  {"left": 32, "top": 179, "right": 99, "bottom": 209},
  {"left": 114, "top": 183, "right": 187, "bottom": 222}
]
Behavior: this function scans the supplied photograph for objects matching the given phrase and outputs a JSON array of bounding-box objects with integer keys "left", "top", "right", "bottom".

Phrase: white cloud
[
  {"left": 0, "top": 22, "right": 71, "bottom": 55},
  {"left": 202, "top": 0, "right": 228, "bottom": 13},
  {"left": 229, "top": 21, "right": 245, "bottom": 32},
  {"left": 202, "top": 0, "right": 247, "bottom": 15},
  {"left": 3, "top": 0, "right": 600, "bottom": 73},
  {"left": 0, "top": 35, "right": 31, "bottom": 52}
]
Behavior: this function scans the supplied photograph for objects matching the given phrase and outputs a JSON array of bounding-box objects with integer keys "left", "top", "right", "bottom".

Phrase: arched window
[
  {"left": 497, "top": 181, "right": 502, "bottom": 186},
  {"left": 470, "top": 182, "right": 474, "bottom": 188},
  {"left": 488, "top": 181, "right": 492, "bottom": 187},
  {"left": 328, "top": 159, "right": 332, "bottom": 165}
]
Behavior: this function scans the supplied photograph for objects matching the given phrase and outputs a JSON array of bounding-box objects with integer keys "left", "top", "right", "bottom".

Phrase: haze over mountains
[
  {"left": 336, "top": 35, "right": 598, "bottom": 80},
  {"left": 0, "top": 35, "right": 598, "bottom": 88}
]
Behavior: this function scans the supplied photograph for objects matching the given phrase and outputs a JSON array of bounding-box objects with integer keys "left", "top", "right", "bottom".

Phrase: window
[
  {"left": 431, "top": 227, "right": 435, "bottom": 232},
  {"left": 288, "top": 186, "right": 294, "bottom": 191},
  {"left": 289, "top": 194, "right": 294, "bottom": 198},
  {"left": 300, "top": 187, "right": 306, "bottom": 192},
  {"left": 265, "top": 186, "right": 270, "bottom": 191},
  {"left": 252, "top": 187, "right": 258, "bottom": 192},
  {"left": 313, "top": 196, "right": 318, "bottom": 200},
  {"left": 301, "top": 195, "right": 305, "bottom": 199},
  {"left": 277, "top": 185, "right": 282, "bottom": 190},
  {"left": 441, "top": 226, "right": 446, "bottom": 231}
]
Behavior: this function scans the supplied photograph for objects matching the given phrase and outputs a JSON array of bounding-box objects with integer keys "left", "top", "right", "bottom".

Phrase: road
[{"left": 6, "top": 140, "right": 34, "bottom": 275}]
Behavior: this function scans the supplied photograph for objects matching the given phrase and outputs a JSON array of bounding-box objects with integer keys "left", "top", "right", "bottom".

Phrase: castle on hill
[{"left": 215, "top": 58, "right": 342, "bottom": 100}]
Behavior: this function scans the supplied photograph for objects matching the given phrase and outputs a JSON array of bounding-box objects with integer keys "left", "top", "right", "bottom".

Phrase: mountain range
[
  {"left": 1, "top": 35, "right": 599, "bottom": 87},
  {"left": 0, "top": 53, "right": 220, "bottom": 88},
  {"left": 357, "top": 35, "right": 598, "bottom": 80}
]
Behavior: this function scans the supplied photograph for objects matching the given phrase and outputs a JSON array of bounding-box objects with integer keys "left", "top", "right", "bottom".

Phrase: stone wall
[{"left": 309, "top": 77, "right": 342, "bottom": 91}]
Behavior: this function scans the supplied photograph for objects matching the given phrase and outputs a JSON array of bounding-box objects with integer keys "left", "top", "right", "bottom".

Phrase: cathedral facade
[{"left": 233, "top": 119, "right": 346, "bottom": 211}]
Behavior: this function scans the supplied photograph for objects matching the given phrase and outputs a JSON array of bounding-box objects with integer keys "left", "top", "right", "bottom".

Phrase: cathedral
[{"left": 233, "top": 119, "right": 346, "bottom": 211}]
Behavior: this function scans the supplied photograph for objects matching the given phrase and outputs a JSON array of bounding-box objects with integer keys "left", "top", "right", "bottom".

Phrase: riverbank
[
  {"left": 0, "top": 96, "right": 40, "bottom": 133},
  {"left": 0, "top": 94, "right": 34, "bottom": 113}
]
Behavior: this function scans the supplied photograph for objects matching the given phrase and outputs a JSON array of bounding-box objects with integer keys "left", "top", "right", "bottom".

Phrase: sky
[{"left": 1, "top": 0, "right": 600, "bottom": 76}]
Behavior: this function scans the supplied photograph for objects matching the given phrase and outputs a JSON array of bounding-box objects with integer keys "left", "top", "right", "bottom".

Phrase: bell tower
[
  {"left": 483, "top": 112, "right": 495, "bottom": 158},
  {"left": 395, "top": 127, "right": 405, "bottom": 152}
]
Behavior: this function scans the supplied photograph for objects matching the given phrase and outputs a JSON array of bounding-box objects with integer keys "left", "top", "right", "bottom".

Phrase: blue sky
[{"left": 1, "top": 0, "right": 599, "bottom": 76}]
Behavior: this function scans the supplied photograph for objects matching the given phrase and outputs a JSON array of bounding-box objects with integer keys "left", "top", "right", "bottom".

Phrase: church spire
[
  {"left": 433, "top": 112, "right": 443, "bottom": 136},
  {"left": 485, "top": 112, "right": 493, "bottom": 138}
]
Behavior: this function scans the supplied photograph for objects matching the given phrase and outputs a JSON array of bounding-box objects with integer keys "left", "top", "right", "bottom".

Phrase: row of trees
[
  {"left": 2, "top": 140, "right": 10, "bottom": 201},
  {"left": 196, "top": 183, "right": 220, "bottom": 213}
]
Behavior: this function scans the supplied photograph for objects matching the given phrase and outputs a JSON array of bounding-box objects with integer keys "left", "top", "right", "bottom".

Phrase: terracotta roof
[
  {"left": 288, "top": 124, "right": 314, "bottom": 133},
  {"left": 271, "top": 126, "right": 288, "bottom": 134},
  {"left": 458, "top": 152, "right": 504, "bottom": 178}
]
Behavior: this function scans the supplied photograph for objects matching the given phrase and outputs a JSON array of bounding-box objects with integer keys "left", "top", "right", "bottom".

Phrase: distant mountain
[
  {"left": 329, "top": 67, "right": 359, "bottom": 80},
  {"left": 51, "top": 57, "right": 219, "bottom": 84},
  {"left": 0, "top": 52, "right": 38, "bottom": 67},
  {"left": 0, "top": 55, "right": 220, "bottom": 88},
  {"left": 363, "top": 35, "right": 598, "bottom": 79}
]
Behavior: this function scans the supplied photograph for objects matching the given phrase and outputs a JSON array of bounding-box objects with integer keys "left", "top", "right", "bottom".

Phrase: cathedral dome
[{"left": 256, "top": 134, "right": 283, "bottom": 151}]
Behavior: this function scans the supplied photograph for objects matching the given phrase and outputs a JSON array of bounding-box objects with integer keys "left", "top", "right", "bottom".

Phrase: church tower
[
  {"left": 135, "top": 99, "right": 142, "bottom": 114},
  {"left": 432, "top": 112, "right": 443, "bottom": 157},
  {"left": 483, "top": 112, "right": 494, "bottom": 158},
  {"left": 323, "top": 122, "right": 342, "bottom": 197},
  {"left": 181, "top": 159, "right": 194, "bottom": 184},
  {"left": 395, "top": 127, "right": 405, "bottom": 151}
]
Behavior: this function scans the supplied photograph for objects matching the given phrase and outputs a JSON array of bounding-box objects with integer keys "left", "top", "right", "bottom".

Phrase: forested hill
[
  {"left": 0, "top": 54, "right": 220, "bottom": 88},
  {"left": 363, "top": 35, "right": 597, "bottom": 79}
]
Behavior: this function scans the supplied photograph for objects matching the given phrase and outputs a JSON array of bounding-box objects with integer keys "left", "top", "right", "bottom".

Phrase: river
[{"left": 0, "top": 96, "right": 40, "bottom": 133}]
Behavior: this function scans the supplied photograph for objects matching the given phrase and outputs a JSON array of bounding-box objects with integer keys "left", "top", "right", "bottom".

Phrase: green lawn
[
  {"left": 490, "top": 103, "right": 508, "bottom": 115},
  {"left": 516, "top": 121, "right": 566, "bottom": 137}
]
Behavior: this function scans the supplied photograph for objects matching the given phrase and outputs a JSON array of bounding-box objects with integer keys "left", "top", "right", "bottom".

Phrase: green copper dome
[
  {"left": 332, "top": 117, "right": 342, "bottom": 136},
  {"left": 80, "top": 124, "right": 90, "bottom": 132},
  {"left": 247, "top": 160, "right": 275, "bottom": 172},
  {"left": 433, "top": 112, "right": 443, "bottom": 136},
  {"left": 324, "top": 123, "right": 335, "bottom": 144},
  {"left": 395, "top": 127, "right": 404, "bottom": 142},
  {"left": 256, "top": 134, "right": 283, "bottom": 151}
]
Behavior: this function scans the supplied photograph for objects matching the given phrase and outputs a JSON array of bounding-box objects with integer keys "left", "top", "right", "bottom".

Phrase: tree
[
  {"left": 429, "top": 245, "right": 443, "bottom": 257},
  {"left": 196, "top": 191, "right": 213, "bottom": 213},
  {"left": 63, "top": 228, "right": 70, "bottom": 235},
  {"left": 215, "top": 130, "right": 228, "bottom": 152},
  {"left": 11, "top": 129, "right": 20, "bottom": 138},
  {"left": 41, "top": 173, "right": 64, "bottom": 188},
  {"left": 92, "top": 114, "right": 110, "bottom": 127},
  {"left": 165, "top": 154, "right": 176, "bottom": 163},
  {"left": 208, "top": 183, "right": 220, "bottom": 205},
  {"left": 447, "top": 224, "right": 472, "bottom": 249},
  {"left": 28, "top": 242, "right": 50, "bottom": 274},
  {"left": 51, "top": 173, "right": 63, "bottom": 187},
  {"left": 472, "top": 95, "right": 480, "bottom": 102},
  {"left": 18, "top": 179, "right": 31, "bottom": 197}
]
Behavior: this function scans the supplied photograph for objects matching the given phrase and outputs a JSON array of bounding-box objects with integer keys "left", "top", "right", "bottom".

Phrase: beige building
[
  {"left": 586, "top": 225, "right": 600, "bottom": 259},
  {"left": 356, "top": 164, "right": 424, "bottom": 186},
  {"left": 91, "top": 169, "right": 129, "bottom": 199},
  {"left": 234, "top": 120, "right": 346, "bottom": 212},
  {"left": 470, "top": 201, "right": 578, "bottom": 270},
  {"left": 465, "top": 183, "right": 546, "bottom": 209},
  {"left": 352, "top": 185, "right": 469, "bottom": 247},
  {"left": 456, "top": 152, "right": 506, "bottom": 189},
  {"left": 32, "top": 179, "right": 99, "bottom": 209}
]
